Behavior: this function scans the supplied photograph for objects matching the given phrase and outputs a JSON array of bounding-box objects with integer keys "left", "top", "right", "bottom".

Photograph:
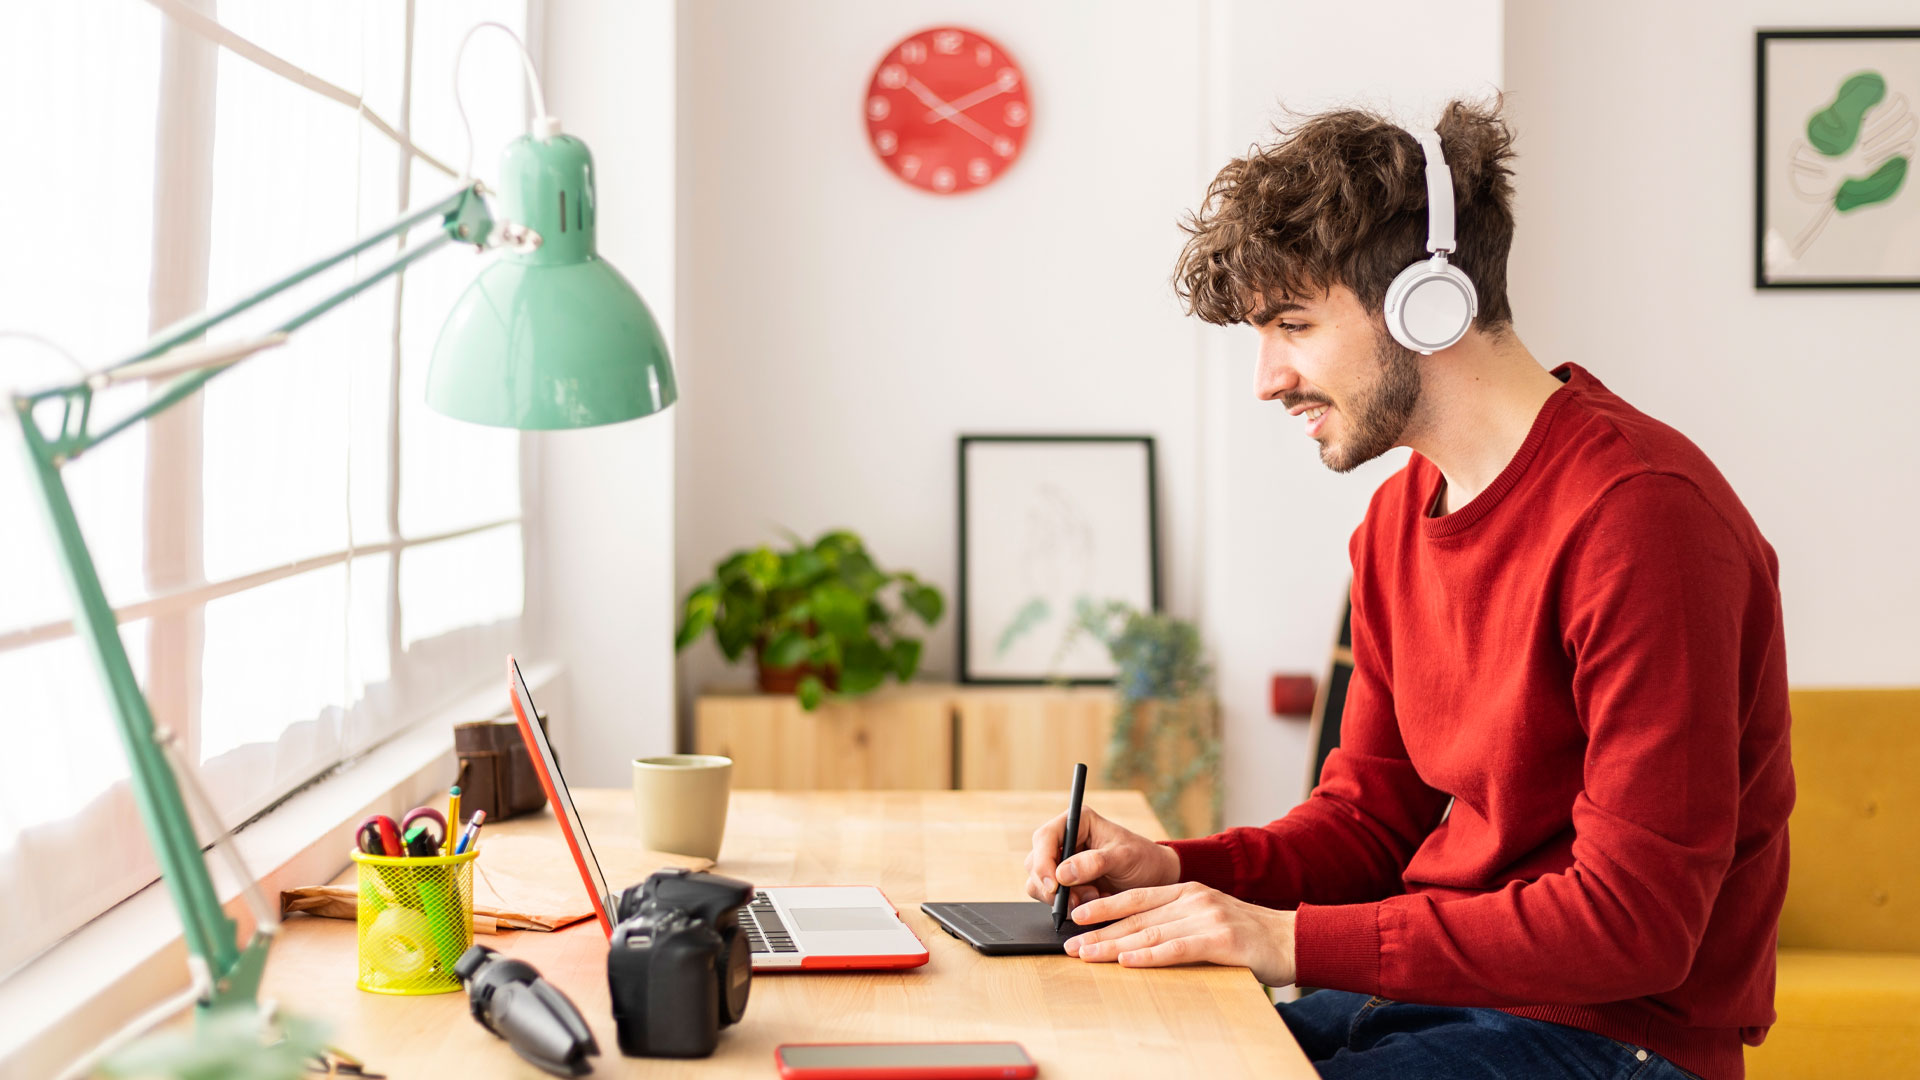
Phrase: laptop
[{"left": 506, "top": 657, "right": 928, "bottom": 971}]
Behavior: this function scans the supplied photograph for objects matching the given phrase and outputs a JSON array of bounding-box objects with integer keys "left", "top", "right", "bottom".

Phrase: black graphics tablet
[{"left": 920, "top": 901, "right": 1115, "bottom": 956}]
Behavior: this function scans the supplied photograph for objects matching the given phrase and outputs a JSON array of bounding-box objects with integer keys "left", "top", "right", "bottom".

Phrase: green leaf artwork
[
  {"left": 1807, "top": 71, "right": 1885, "bottom": 155},
  {"left": 1835, "top": 156, "right": 1909, "bottom": 212},
  {"left": 1786, "top": 68, "right": 1914, "bottom": 260}
]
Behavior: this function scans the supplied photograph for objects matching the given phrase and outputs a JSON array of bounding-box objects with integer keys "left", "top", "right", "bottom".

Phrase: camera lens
[{"left": 720, "top": 930, "right": 751, "bottom": 1025}]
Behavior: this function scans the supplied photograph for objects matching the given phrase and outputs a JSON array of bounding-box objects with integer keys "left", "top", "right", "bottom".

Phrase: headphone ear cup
[{"left": 1384, "top": 258, "right": 1478, "bottom": 354}]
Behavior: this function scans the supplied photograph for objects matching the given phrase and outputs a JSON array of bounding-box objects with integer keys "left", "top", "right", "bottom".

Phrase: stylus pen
[{"left": 1053, "top": 762, "right": 1088, "bottom": 931}]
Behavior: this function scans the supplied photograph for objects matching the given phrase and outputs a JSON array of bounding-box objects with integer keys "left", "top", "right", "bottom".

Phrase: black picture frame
[
  {"left": 1755, "top": 28, "right": 1920, "bottom": 289},
  {"left": 956, "top": 435, "right": 1161, "bottom": 685}
]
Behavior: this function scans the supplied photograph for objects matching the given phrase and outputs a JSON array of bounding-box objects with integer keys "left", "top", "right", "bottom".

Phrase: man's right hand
[{"left": 1024, "top": 806, "right": 1182, "bottom": 912}]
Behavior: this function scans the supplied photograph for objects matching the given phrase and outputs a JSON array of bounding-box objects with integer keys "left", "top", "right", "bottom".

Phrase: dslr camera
[{"left": 608, "top": 867, "right": 754, "bottom": 1058}]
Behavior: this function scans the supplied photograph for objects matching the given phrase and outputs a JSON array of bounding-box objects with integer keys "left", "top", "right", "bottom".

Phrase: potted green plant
[
  {"left": 1001, "top": 596, "right": 1222, "bottom": 835},
  {"left": 675, "top": 530, "right": 945, "bottom": 710}
]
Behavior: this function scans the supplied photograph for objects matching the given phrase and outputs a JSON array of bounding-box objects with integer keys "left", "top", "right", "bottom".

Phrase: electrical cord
[
  {"left": 0, "top": 330, "right": 89, "bottom": 377},
  {"left": 158, "top": 729, "right": 280, "bottom": 939},
  {"left": 453, "top": 22, "right": 556, "bottom": 181}
]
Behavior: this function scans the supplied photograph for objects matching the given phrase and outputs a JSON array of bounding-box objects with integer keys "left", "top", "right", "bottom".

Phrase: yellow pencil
[{"left": 446, "top": 785, "right": 461, "bottom": 856}]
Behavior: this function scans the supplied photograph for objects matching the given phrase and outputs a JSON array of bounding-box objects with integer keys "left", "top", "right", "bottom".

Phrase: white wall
[
  {"left": 674, "top": 0, "right": 1208, "bottom": 729},
  {"left": 531, "top": 0, "right": 1917, "bottom": 825},
  {"left": 531, "top": 0, "right": 680, "bottom": 786},
  {"left": 1503, "top": 1, "right": 1920, "bottom": 686},
  {"left": 1195, "top": 2, "right": 1504, "bottom": 829},
  {"left": 673, "top": 0, "right": 1503, "bottom": 829}
]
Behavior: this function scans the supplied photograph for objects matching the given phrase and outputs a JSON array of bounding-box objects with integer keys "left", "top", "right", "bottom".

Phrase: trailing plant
[
  {"left": 676, "top": 529, "right": 944, "bottom": 710},
  {"left": 1001, "top": 596, "right": 1222, "bottom": 832}
]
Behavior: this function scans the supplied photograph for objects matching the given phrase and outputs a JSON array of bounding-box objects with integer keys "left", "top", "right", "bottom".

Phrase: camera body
[{"left": 607, "top": 868, "right": 754, "bottom": 1058}]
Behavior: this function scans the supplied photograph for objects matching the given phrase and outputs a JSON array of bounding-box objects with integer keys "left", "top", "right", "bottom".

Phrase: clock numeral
[
  {"left": 879, "top": 64, "right": 907, "bottom": 89},
  {"left": 900, "top": 40, "right": 927, "bottom": 65},
  {"left": 867, "top": 96, "right": 891, "bottom": 121},
  {"left": 993, "top": 137, "right": 1016, "bottom": 158},
  {"left": 874, "top": 130, "right": 898, "bottom": 155},
  {"left": 934, "top": 31, "right": 963, "bottom": 55},
  {"left": 931, "top": 166, "right": 956, "bottom": 192},
  {"left": 900, "top": 154, "right": 922, "bottom": 179},
  {"left": 967, "top": 158, "right": 992, "bottom": 184},
  {"left": 1004, "top": 102, "right": 1028, "bottom": 128},
  {"left": 997, "top": 67, "right": 1020, "bottom": 91},
  {"left": 975, "top": 44, "right": 993, "bottom": 67}
]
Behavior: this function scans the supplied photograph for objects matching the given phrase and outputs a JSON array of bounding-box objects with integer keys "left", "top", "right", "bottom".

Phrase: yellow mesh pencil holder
[{"left": 351, "top": 847, "right": 478, "bottom": 995}]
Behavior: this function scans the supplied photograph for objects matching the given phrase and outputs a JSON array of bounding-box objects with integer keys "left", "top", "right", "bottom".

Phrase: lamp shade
[{"left": 427, "top": 133, "right": 676, "bottom": 429}]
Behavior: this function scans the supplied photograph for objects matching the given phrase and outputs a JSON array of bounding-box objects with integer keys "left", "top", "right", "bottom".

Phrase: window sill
[{"left": 0, "top": 662, "right": 564, "bottom": 1078}]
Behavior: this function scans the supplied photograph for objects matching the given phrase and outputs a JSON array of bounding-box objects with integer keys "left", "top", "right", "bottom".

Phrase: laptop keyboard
[{"left": 742, "top": 892, "right": 798, "bottom": 954}]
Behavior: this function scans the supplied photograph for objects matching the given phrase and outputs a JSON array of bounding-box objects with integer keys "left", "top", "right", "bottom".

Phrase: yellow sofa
[{"left": 1745, "top": 688, "right": 1920, "bottom": 1078}]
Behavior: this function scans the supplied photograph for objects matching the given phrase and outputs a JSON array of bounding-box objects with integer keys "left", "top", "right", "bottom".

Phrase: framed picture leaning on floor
[
  {"left": 957, "top": 435, "right": 1160, "bottom": 684},
  {"left": 1756, "top": 28, "right": 1920, "bottom": 287}
]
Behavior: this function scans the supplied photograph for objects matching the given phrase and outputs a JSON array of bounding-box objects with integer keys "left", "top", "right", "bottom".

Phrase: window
[{"left": 0, "top": 0, "right": 531, "bottom": 977}]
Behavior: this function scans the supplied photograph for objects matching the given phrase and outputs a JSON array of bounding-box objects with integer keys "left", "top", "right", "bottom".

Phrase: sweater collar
[{"left": 1419, "top": 363, "right": 1583, "bottom": 539}]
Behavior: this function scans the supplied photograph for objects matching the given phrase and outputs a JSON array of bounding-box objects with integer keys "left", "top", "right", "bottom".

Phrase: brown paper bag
[{"left": 283, "top": 836, "right": 712, "bottom": 932}]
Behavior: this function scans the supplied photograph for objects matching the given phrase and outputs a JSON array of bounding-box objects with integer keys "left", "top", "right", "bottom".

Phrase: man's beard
[{"left": 1319, "top": 332, "right": 1423, "bottom": 473}]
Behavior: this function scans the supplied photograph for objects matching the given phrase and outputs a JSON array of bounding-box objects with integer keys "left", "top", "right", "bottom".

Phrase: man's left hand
[{"left": 1063, "top": 881, "right": 1296, "bottom": 987}]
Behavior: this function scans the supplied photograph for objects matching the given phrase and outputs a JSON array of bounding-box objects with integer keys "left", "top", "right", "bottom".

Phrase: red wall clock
[{"left": 864, "top": 27, "right": 1031, "bottom": 195}]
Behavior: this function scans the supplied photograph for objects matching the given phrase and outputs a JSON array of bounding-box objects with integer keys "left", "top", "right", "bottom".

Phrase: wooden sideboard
[{"left": 694, "top": 684, "right": 1220, "bottom": 836}]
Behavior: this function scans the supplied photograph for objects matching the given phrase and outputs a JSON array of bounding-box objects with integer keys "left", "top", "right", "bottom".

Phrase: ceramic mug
[{"left": 631, "top": 754, "right": 732, "bottom": 860}]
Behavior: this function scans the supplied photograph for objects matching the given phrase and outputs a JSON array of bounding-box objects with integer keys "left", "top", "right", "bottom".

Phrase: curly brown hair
[{"left": 1174, "top": 97, "right": 1517, "bottom": 332}]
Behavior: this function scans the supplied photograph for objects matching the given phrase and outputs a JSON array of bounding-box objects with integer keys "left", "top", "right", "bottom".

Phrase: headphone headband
[
  {"left": 1416, "top": 130, "right": 1456, "bottom": 255},
  {"left": 1382, "top": 124, "right": 1478, "bottom": 355}
]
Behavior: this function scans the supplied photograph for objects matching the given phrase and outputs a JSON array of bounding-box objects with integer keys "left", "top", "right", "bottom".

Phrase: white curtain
[{"left": 0, "top": 0, "right": 532, "bottom": 978}]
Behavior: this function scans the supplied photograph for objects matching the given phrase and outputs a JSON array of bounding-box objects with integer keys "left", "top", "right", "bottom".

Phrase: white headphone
[{"left": 1383, "top": 129, "right": 1479, "bottom": 355}]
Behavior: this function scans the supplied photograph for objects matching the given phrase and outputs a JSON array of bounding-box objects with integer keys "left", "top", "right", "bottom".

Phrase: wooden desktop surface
[{"left": 263, "top": 789, "right": 1316, "bottom": 1078}]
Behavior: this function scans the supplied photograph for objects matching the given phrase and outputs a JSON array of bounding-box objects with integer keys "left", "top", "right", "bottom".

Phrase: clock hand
[
  {"left": 934, "top": 108, "right": 1000, "bottom": 149},
  {"left": 923, "top": 79, "right": 1014, "bottom": 123},
  {"left": 899, "top": 75, "right": 955, "bottom": 114},
  {"left": 903, "top": 75, "right": 1000, "bottom": 149}
]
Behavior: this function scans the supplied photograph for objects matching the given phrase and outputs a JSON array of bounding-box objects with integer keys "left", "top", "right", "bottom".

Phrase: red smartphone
[{"left": 775, "top": 1042, "right": 1037, "bottom": 1079}]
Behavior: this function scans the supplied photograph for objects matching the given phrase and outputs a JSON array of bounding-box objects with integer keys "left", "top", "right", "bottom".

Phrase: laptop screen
[{"left": 508, "top": 658, "right": 613, "bottom": 921}]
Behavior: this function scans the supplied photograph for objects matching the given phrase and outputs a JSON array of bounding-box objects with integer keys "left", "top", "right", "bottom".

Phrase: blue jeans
[{"left": 1277, "top": 990, "right": 1704, "bottom": 1080}]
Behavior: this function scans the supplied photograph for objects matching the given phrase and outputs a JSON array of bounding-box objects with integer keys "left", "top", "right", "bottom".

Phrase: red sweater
[{"left": 1168, "top": 364, "right": 1793, "bottom": 1080}]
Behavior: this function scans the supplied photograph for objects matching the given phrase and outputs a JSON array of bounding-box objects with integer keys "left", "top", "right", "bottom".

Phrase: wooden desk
[{"left": 262, "top": 790, "right": 1315, "bottom": 1078}]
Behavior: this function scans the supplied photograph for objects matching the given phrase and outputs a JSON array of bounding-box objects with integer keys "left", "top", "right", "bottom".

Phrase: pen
[
  {"left": 454, "top": 809, "right": 488, "bottom": 855},
  {"left": 446, "top": 785, "right": 461, "bottom": 855},
  {"left": 1053, "top": 762, "right": 1088, "bottom": 932}
]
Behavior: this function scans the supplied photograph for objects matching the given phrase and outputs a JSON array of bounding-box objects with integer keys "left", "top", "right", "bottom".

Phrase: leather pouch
[{"left": 454, "top": 716, "right": 549, "bottom": 822}]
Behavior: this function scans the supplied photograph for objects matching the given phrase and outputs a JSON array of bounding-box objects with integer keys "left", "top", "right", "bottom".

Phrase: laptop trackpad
[{"left": 790, "top": 907, "right": 899, "bottom": 933}]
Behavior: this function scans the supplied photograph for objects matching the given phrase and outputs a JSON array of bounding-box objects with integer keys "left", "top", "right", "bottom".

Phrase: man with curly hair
[{"left": 1022, "top": 99, "right": 1792, "bottom": 1080}]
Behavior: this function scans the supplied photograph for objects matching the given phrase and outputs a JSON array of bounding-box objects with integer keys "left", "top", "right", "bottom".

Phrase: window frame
[{"left": 0, "top": 0, "right": 531, "bottom": 980}]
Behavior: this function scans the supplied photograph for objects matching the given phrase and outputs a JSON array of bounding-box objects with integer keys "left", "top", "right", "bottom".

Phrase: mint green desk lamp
[
  {"left": 429, "top": 129, "right": 675, "bottom": 429},
  {"left": 9, "top": 25, "right": 671, "bottom": 1074}
]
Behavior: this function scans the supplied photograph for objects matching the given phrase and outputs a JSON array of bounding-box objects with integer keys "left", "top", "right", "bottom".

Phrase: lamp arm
[
  {"left": 15, "top": 183, "right": 495, "bottom": 462},
  {"left": 13, "top": 404, "right": 242, "bottom": 993},
  {"left": 5, "top": 179, "right": 495, "bottom": 1017}
]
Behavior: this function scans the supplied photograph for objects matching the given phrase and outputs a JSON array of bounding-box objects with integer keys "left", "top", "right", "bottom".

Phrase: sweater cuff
[
  {"left": 1294, "top": 902, "right": 1382, "bottom": 993},
  {"left": 1161, "top": 837, "right": 1237, "bottom": 893}
]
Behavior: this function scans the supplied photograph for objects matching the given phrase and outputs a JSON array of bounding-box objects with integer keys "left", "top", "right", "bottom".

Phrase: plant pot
[
  {"left": 1107, "top": 694, "right": 1221, "bottom": 839},
  {"left": 755, "top": 652, "right": 840, "bottom": 696}
]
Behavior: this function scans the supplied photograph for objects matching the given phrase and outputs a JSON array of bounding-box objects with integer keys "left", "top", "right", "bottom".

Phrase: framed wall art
[
  {"left": 1756, "top": 29, "right": 1920, "bottom": 287},
  {"left": 957, "top": 435, "right": 1159, "bottom": 684}
]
